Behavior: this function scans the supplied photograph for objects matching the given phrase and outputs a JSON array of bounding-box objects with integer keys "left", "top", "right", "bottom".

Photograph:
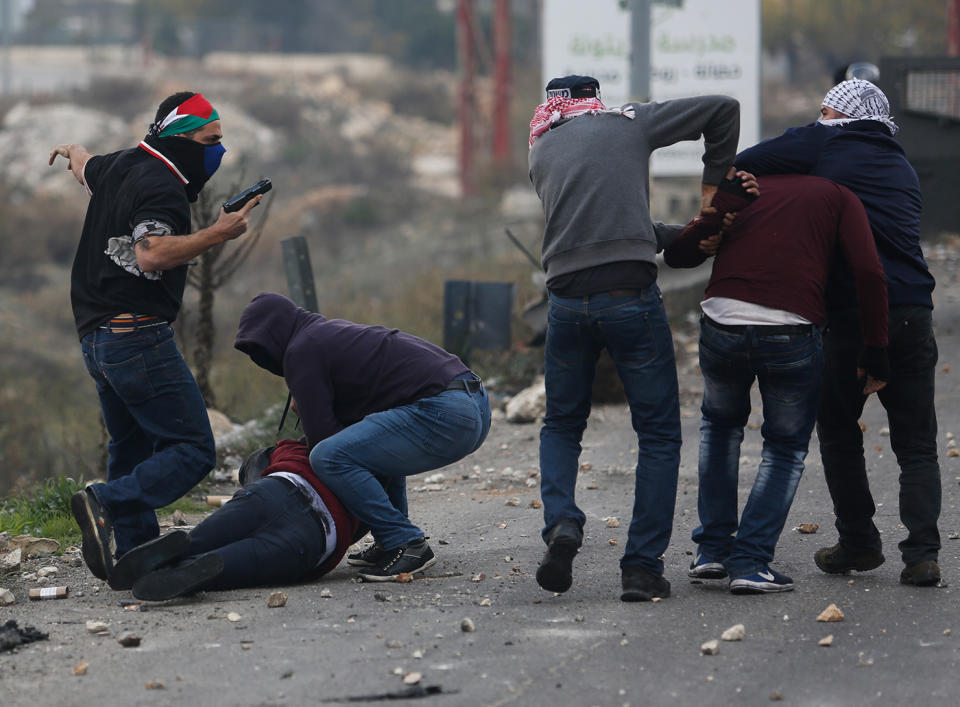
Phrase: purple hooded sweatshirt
[{"left": 234, "top": 293, "right": 468, "bottom": 448}]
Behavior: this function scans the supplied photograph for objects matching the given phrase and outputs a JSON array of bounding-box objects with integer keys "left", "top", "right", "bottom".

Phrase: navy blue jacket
[
  {"left": 735, "top": 120, "right": 933, "bottom": 310},
  {"left": 234, "top": 293, "right": 468, "bottom": 448}
]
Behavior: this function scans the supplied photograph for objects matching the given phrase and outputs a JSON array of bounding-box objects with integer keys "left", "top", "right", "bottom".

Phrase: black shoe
[
  {"left": 70, "top": 488, "right": 114, "bottom": 581},
  {"left": 109, "top": 531, "right": 191, "bottom": 591},
  {"left": 358, "top": 539, "right": 436, "bottom": 582},
  {"left": 621, "top": 566, "right": 670, "bottom": 602},
  {"left": 132, "top": 554, "right": 224, "bottom": 601},
  {"left": 814, "top": 543, "right": 885, "bottom": 574},
  {"left": 347, "top": 543, "right": 390, "bottom": 567},
  {"left": 535, "top": 520, "right": 582, "bottom": 593},
  {"left": 900, "top": 560, "right": 941, "bottom": 587}
]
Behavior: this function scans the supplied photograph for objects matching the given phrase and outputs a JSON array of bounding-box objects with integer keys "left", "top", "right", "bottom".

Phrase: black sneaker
[
  {"left": 347, "top": 543, "right": 390, "bottom": 567},
  {"left": 814, "top": 543, "right": 885, "bottom": 574},
  {"left": 621, "top": 565, "right": 670, "bottom": 602},
  {"left": 357, "top": 539, "right": 436, "bottom": 582},
  {"left": 109, "top": 530, "right": 191, "bottom": 591},
  {"left": 535, "top": 520, "right": 582, "bottom": 593},
  {"left": 132, "top": 553, "right": 224, "bottom": 601},
  {"left": 70, "top": 488, "right": 114, "bottom": 581},
  {"left": 900, "top": 560, "right": 941, "bottom": 587}
]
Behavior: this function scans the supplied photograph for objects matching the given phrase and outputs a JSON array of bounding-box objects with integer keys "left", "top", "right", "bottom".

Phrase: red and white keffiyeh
[{"left": 528, "top": 96, "right": 635, "bottom": 147}]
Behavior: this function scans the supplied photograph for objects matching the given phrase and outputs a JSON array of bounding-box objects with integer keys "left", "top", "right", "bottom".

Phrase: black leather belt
[
  {"left": 446, "top": 376, "right": 483, "bottom": 393},
  {"left": 607, "top": 289, "right": 642, "bottom": 297},
  {"left": 702, "top": 314, "right": 813, "bottom": 336}
]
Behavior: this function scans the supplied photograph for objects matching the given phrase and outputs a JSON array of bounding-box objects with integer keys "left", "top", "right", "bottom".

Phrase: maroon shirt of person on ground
[{"left": 664, "top": 174, "right": 888, "bottom": 348}]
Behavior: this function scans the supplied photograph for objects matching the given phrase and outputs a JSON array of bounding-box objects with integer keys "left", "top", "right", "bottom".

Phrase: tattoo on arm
[{"left": 135, "top": 237, "right": 151, "bottom": 251}]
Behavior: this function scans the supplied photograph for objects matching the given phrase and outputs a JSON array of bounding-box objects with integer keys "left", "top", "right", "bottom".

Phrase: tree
[{"left": 184, "top": 177, "right": 272, "bottom": 408}]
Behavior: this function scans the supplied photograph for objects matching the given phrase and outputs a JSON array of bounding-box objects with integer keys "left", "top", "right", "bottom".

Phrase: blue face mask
[{"left": 203, "top": 143, "right": 226, "bottom": 177}]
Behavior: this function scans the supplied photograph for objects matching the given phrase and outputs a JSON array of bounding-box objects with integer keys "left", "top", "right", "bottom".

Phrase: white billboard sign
[
  {"left": 541, "top": 0, "right": 760, "bottom": 177},
  {"left": 540, "top": 0, "right": 632, "bottom": 109},
  {"left": 649, "top": 0, "right": 760, "bottom": 176}
]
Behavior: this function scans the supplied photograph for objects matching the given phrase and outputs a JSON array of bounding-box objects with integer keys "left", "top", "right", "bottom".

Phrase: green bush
[{"left": 0, "top": 474, "right": 85, "bottom": 545}]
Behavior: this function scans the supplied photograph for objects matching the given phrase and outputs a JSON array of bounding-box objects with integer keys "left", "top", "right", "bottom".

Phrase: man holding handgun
[{"left": 49, "top": 91, "right": 261, "bottom": 587}]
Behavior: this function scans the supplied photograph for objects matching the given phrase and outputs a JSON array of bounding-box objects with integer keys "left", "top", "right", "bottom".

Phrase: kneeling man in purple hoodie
[{"left": 234, "top": 293, "right": 491, "bottom": 581}]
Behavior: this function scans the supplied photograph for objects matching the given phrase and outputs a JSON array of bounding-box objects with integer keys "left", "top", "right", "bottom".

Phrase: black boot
[
  {"left": 109, "top": 530, "right": 191, "bottom": 591},
  {"left": 536, "top": 520, "right": 582, "bottom": 593}
]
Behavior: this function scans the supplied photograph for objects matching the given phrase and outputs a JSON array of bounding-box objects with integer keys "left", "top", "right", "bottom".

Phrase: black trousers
[
  {"left": 188, "top": 476, "right": 327, "bottom": 590},
  {"left": 816, "top": 306, "right": 941, "bottom": 565}
]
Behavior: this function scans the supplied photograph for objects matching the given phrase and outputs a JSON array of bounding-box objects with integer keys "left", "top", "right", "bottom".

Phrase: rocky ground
[{"left": 2, "top": 249, "right": 960, "bottom": 706}]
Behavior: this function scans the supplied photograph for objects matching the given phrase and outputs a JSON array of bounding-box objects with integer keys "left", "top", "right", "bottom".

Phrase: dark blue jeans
[
  {"left": 539, "top": 288, "right": 681, "bottom": 574},
  {"left": 187, "top": 476, "right": 325, "bottom": 590},
  {"left": 693, "top": 318, "right": 823, "bottom": 577},
  {"left": 309, "top": 376, "right": 490, "bottom": 550},
  {"left": 81, "top": 325, "right": 215, "bottom": 555},
  {"left": 817, "top": 306, "right": 941, "bottom": 565}
]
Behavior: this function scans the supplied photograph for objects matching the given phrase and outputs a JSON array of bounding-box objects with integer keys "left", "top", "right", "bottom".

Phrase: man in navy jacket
[{"left": 735, "top": 79, "right": 942, "bottom": 586}]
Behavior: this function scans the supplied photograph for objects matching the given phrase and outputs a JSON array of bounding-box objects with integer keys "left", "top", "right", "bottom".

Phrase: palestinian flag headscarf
[
  {"left": 141, "top": 93, "right": 225, "bottom": 202},
  {"left": 153, "top": 93, "right": 220, "bottom": 137}
]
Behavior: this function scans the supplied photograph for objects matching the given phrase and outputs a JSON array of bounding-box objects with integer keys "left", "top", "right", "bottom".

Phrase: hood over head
[{"left": 234, "top": 292, "right": 310, "bottom": 377}]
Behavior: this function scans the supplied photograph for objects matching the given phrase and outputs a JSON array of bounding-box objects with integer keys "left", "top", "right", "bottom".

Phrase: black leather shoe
[
  {"left": 70, "top": 488, "right": 114, "bottom": 581},
  {"left": 109, "top": 530, "right": 191, "bottom": 591},
  {"left": 621, "top": 565, "right": 670, "bottom": 602},
  {"left": 535, "top": 520, "right": 582, "bottom": 593},
  {"left": 900, "top": 560, "right": 941, "bottom": 587},
  {"left": 132, "top": 554, "right": 224, "bottom": 601},
  {"left": 814, "top": 543, "right": 884, "bottom": 574}
]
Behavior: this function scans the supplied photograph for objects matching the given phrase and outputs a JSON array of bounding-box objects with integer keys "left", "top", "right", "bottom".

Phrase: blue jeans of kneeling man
[
  {"left": 539, "top": 287, "right": 681, "bottom": 575},
  {"left": 309, "top": 374, "right": 490, "bottom": 551},
  {"left": 693, "top": 316, "right": 823, "bottom": 578}
]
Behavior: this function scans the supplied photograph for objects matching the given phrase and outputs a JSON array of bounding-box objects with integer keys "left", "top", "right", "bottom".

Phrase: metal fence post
[{"left": 280, "top": 236, "right": 318, "bottom": 312}]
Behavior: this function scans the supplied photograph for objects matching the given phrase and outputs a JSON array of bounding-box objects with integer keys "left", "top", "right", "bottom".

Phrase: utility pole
[
  {"left": 1, "top": 0, "right": 11, "bottom": 96},
  {"left": 456, "top": 0, "right": 476, "bottom": 197},
  {"left": 492, "top": 0, "right": 511, "bottom": 169},
  {"left": 950, "top": 0, "right": 960, "bottom": 56},
  {"left": 630, "top": 0, "right": 652, "bottom": 101}
]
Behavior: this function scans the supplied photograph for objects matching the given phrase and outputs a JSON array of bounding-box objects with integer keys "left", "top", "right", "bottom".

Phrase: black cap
[{"left": 545, "top": 75, "right": 600, "bottom": 100}]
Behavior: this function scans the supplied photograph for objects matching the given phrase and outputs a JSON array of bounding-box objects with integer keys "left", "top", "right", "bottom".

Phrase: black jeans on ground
[
  {"left": 816, "top": 306, "right": 941, "bottom": 566},
  {"left": 187, "top": 476, "right": 327, "bottom": 590}
]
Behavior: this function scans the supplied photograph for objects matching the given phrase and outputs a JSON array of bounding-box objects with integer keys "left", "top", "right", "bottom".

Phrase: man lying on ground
[{"left": 111, "top": 439, "right": 362, "bottom": 600}]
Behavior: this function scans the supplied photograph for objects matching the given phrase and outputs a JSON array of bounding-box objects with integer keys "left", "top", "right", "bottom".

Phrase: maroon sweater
[{"left": 664, "top": 175, "right": 888, "bottom": 347}]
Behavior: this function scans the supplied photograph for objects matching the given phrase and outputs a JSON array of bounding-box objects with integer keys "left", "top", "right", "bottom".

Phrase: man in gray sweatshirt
[{"left": 528, "top": 75, "right": 739, "bottom": 601}]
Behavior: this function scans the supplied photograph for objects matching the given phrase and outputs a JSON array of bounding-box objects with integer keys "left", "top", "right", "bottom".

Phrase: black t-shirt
[
  {"left": 547, "top": 260, "right": 658, "bottom": 297},
  {"left": 71, "top": 145, "right": 192, "bottom": 339}
]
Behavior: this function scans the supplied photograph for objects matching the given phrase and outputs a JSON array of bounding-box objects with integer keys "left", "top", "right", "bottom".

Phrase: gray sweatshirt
[{"left": 528, "top": 95, "right": 740, "bottom": 285}]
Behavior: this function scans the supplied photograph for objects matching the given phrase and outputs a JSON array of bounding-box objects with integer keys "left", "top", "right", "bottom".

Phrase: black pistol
[{"left": 223, "top": 178, "right": 272, "bottom": 213}]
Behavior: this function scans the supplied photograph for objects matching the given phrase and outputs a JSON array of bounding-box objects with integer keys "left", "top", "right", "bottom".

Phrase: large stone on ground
[{"left": 506, "top": 377, "right": 546, "bottom": 424}]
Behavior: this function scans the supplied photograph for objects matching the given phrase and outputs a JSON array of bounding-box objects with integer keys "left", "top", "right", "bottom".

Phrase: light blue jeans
[{"left": 309, "top": 375, "right": 490, "bottom": 550}]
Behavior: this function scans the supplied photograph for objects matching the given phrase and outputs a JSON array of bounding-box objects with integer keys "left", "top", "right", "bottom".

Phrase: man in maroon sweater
[{"left": 664, "top": 173, "right": 889, "bottom": 594}]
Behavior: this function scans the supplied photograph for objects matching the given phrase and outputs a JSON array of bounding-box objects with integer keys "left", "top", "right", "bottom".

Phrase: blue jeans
[
  {"left": 186, "top": 476, "right": 325, "bottom": 590},
  {"left": 309, "top": 375, "right": 490, "bottom": 550},
  {"left": 693, "top": 318, "right": 823, "bottom": 577},
  {"left": 539, "top": 288, "right": 681, "bottom": 574},
  {"left": 81, "top": 325, "right": 215, "bottom": 555}
]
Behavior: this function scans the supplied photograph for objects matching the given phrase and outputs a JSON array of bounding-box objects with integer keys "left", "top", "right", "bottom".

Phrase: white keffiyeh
[{"left": 819, "top": 79, "right": 899, "bottom": 135}]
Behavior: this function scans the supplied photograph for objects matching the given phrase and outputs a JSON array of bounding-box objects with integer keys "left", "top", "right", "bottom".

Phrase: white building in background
[{"left": 541, "top": 0, "right": 761, "bottom": 177}]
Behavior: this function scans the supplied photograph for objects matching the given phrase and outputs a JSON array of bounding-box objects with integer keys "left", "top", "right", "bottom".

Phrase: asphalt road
[{"left": 2, "top": 250, "right": 960, "bottom": 707}]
